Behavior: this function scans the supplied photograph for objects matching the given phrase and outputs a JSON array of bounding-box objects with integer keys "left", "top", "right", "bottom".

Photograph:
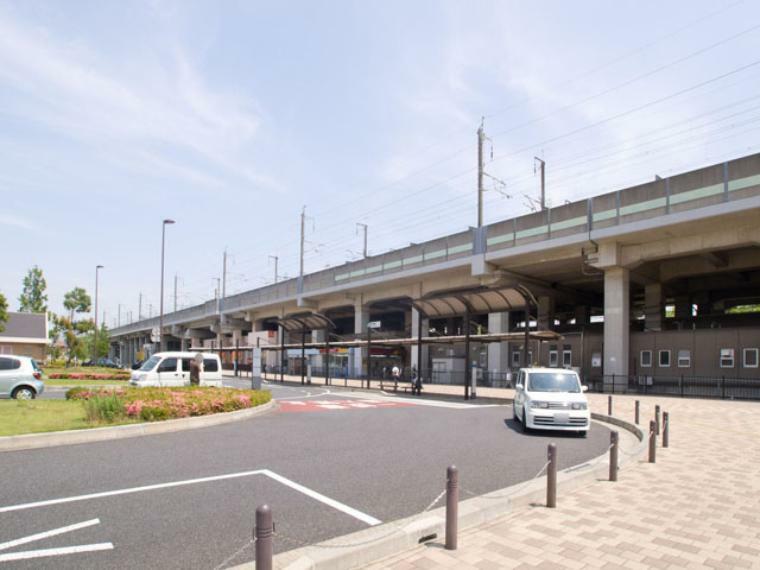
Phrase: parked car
[
  {"left": 513, "top": 367, "right": 590, "bottom": 436},
  {"left": 130, "top": 352, "right": 223, "bottom": 387},
  {"left": 82, "top": 358, "right": 120, "bottom": 368},
  {"left": 131, "top": 360, "right": 144, "bottom": 370},
  {"left": 0, "top": 355, "right": 45, "bottom": 399}
]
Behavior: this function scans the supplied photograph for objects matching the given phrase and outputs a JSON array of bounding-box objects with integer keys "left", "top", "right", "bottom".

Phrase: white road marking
[
  {"left": 0, "top": 543, "right": 114, "bottom": 562},
  {"left": 340, "top": 391, "right": 489, "bottom": 409},
  {"left": 0, "top": 518, "right": 100, "bottom": 551},
  {"left": 0, "top": 470, "right": 381, "bottom": 526},
  {"left": 261, "top": 470, "right": 381, "bottom": 526}
]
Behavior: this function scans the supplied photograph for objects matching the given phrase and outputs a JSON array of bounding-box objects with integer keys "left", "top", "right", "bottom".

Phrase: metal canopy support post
[
  {"left": 366, "top": 324, "right": 372, "bottom": 389},
  {"left": 301, "top": 330, "right": 306, "bottom": 385},
  {"left": 417, "top": 309, "right": 423, "bottom": 390},
  {"left": 464, "top": 306, "right": 471, "bottom": 401},
  {"left": 523, "top": 305, "right": 530, "bottom": 367},
  {"left": 325, "top": 334, "right": 330, "bottom": 386},
  {"left": 279, "top": 325, "right": 285, "bottom": 383}
]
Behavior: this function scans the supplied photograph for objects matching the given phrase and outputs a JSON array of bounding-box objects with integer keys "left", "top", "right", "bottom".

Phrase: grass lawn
[{"left": 0, "top": 400, "right": 136, "bottom": 436}]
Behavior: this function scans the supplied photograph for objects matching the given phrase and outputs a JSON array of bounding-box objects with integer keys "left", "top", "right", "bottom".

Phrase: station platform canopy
[
  {"left": 412, "top": 284, "right": 537, "bottom": 318},
  {"left": 274, "top": 312, "right": 335, "bottom": 333}
]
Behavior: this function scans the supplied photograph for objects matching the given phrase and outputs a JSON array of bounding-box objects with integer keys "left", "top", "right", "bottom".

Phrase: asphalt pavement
[{"left": 1, "top": 381, "right": 610, "bottom": 569}]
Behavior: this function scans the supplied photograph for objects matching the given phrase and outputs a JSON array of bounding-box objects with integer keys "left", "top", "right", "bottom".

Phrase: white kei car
[{"left": 513, "top": 368, "right": 591, "bottom": 436}]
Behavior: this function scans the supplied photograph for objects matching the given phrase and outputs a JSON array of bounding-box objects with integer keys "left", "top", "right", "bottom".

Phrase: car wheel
[
  {"left": 12, "top": 387, "right": 36, "bottom": 400},
  {"left": 521, "top": 407, "right": 530, "bottom": 433}
]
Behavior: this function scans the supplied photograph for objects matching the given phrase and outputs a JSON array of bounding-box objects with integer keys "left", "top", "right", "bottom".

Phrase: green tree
[
  {"left": 0, "top": 292, "right": 8, "bottom": 333},
  {"left": 63, "top": 287, "right": 91, "bottom": 323},
  {"left": 85, "top": 323, "right": 110, "bottom": 360},
  {"left": 18, "top": 266, "right": 48, "bottom": 313}
]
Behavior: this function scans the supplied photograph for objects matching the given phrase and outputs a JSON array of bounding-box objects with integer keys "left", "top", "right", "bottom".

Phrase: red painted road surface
[{"left": 279, "top": 399, "right": 416, "bottom": 413}]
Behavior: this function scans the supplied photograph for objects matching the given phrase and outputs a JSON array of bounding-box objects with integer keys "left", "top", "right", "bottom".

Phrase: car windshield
[
  {"left": 140, "top": 355, "right": 161, "bottom": 371},
  {"left": 528, "top": 372, "right": 581, "bottom": 393}
]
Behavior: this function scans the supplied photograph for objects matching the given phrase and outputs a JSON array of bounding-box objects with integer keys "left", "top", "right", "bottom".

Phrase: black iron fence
[{"left": 585, "top": 374, "right": 760, "bottom": 400}]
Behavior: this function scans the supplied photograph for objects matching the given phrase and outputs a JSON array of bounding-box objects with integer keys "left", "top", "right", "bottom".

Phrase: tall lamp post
[
  {"left": 94, "top": 265, "right": 104, "bottom": 360},
  {"left": 159, "top": 219, "right": 175, "bottom": 351}
]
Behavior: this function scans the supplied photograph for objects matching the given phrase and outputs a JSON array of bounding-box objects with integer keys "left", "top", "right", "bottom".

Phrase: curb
[
  {"left": 0, "top": 400, "right": 277, "bottom": 453},
  {"left": 232, "top": 413, "right": 646, "bottom": 570}
]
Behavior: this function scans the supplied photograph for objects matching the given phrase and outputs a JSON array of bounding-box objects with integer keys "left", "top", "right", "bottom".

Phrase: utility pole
[
  {"left": 118, "top": 304, "right": 121, "bottom": 327},
  {"left": 356, "top": 223, "right": 368, "bottom": 258},
  {"left": 173, "top": 274, "right": 178, "bottom": 312},
  {"left": 138, "top": 292, "right": 143, "bottom": 321},
  {"left": 534, "top": 157, "right": 546, "bottom": 211},
  {"left": 300, "top": 207, "right": 306, "bottom": 280},
  {"left": 149, "top": 304, "right": 153, "bottom": 318},
  {"left": 222, "top": 249, "right": 227, "bottom": 300},
  {"left": 269, "top": 255, "right": 279, "bottom": 283},
  {"left": 477, "top": 120, "right": 485, "bottom": 227}
]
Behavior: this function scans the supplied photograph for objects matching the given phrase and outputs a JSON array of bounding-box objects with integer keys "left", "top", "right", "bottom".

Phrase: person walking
[{"left": 189, "top": 353, "right": 202, "bottom": 386}]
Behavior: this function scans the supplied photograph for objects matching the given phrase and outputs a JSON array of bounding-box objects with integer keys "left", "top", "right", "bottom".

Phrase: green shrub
[{"left": 83, "top": 394, "right": 126, "bottom": 423}]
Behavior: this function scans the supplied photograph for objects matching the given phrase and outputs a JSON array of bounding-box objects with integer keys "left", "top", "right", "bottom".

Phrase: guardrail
[{"left": 586, "top": 374, "right": 760, "bottom": 400}]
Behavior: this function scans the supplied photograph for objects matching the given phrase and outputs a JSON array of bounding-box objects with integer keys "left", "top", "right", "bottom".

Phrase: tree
[
  {"left": 63, "top": 287, "right": 91, "bottom": 323},
  {"left": 0, "top": 292, "right": 8, "bottom": 333},
  {"left": 85, "top": 323, "right": 110, "bottom": 360},
  {"left": 18, "top": 266, "right": 48, "bottom": 313}
]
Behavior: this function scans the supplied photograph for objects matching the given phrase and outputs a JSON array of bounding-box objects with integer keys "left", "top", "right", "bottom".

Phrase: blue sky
[{"left": 2, "top": 0, "right": 759, "bottom": 325}]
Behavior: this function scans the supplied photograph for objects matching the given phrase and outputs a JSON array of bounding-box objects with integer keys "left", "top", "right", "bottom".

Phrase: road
[{"left": 2, "top": 382, "right": 610, "bottom": 569}]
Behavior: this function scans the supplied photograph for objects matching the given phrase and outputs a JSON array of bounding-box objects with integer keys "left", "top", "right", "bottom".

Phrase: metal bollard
[
  {"left": 608, "top": 395, "right": 613, "bottom": 416},
  {"left": 635, "top": 400, "right": 640, "bottom": 425},
  {"left": 445, "top": 465, "right": 458, "bottom": 550},
  {"left": 547, "top": 443, "right": 557, "bottom": 508},
  {"left": 609, "top": 431, "right": 619, "bottom": 482},
  {"left": 655, "top": 405, "right": 661, "bottom": 435},
  {"left": 663, "top": 412, "right": 669, "bottom": 448},
  {"left": 648, "top": 421, "right": 657, "bottom": 463},
  {"left": 255, "top": 505, "right": 273, "bottom": 570}
]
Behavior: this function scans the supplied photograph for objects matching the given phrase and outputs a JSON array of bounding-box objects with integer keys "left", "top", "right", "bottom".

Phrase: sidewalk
[{"left": 361, "top": 393, "right": 760, "bottom": 570}]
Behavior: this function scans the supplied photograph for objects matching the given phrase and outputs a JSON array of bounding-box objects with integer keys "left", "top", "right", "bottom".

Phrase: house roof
[{"left": 0, "top": 312, "right": 47, "bottom": 342}]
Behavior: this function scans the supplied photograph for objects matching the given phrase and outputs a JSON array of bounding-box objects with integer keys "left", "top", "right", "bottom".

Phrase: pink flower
[{"left": 126, "top": 401, "right": 143, "bottom": 417}]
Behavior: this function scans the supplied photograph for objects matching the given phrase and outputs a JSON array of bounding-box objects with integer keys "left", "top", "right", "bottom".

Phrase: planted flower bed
[
  {"left": 48, "top": 373, "right": 130, "bottom": 380},
  {"left": 66, "top": 386, "right": 271, "bottom": 423}
]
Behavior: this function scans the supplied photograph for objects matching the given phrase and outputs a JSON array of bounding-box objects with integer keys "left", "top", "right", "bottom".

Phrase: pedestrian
[
  {"left": 411, "top": 365, "right": 422, "bottom": 395},
  {"left": 189, "top": 352, "right": 202, "bottom": 386},
  {"left": 391, "top": 364, "right": 400, "bottom": 386}
]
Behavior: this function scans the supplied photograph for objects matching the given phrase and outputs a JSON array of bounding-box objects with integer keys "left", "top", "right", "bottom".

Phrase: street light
[
  {"left": 159, "top": 219, "right": 175, "bottom": 351},
  {"left": 94, "top": 265, "right": 104, "bottom": 361}
]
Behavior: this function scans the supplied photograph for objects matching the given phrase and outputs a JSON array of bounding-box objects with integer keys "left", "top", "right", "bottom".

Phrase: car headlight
[
  {"left": 529, "top": 401, "right": 549, "bottom": 409},
  {"left": 571, "top": 402, "right": 588, "bottom": 410}
]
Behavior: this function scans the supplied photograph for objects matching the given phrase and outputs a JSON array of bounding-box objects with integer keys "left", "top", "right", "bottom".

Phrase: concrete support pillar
[
  {"left": 574, "top": 305, "right": 589, "bottom": 326},
  {"left": 674, "top": 295, "right": 691, "bottom": 321},
  {"left": 410, "top": 308, "right": 429, "bottom": 373},
  {"left": 350, "top": 304, "right": 369, "bottom": 377},
  {"left": 645, "top": 283, "right": 663, "bottom": 331},
  {"left": 487, "top": 312, "right": 510, "bottom": 374},
  {"left": 312, "top": 329, "right": 326, "bottom": 371},
  {"left": 603, "top": 267, "right": 630, "bottom": 386},
  {"left": 537, "top": 296, "right": 555, "bottom": 331}
]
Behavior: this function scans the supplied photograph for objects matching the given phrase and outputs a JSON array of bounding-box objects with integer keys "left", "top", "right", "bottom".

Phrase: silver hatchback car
[{"left": 0, "top": 355, "right": 45, "bottom": 399}]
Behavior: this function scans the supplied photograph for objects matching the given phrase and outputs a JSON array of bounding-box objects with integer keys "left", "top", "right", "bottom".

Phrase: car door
[
  {"left": 156, "top": 357, "right": 180, "bottom": 386},
  {"left": 0, "top": 357, "right": 16, "bottom": 397},
  {"left": 179, "top": 358, "right": 192, "bottom": 386},
  {"left": 514, "top": 370, "right": 526, "bottom": 411}
]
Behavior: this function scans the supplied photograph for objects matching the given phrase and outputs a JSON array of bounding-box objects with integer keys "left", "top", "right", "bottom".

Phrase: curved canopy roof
[
  {"left": 412, "top": 285, "right": 537, "bottom": 319},
  {"left": 275, "top": 312, "right": 335, "bottom": 332}
]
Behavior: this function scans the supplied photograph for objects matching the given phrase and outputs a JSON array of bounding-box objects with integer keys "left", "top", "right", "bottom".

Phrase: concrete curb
[
  {"left": 232, "top": 413, "right": 646, "bottom": 570},
  {"left": 0, "top": 400, "right": 277, "bottom": 453}
]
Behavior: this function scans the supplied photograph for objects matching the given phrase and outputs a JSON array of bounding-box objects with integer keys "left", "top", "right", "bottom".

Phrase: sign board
[
  {"left": 150, "top": 327, "right": 160, "bottom": 343},
  {"left": 368, "top": 321, "right": 382, "bottom": 330}
]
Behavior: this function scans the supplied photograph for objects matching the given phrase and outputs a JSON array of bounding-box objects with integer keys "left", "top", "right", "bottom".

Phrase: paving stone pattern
[{"left": 364, "top": 393, "right": 760, "bottom": 570}]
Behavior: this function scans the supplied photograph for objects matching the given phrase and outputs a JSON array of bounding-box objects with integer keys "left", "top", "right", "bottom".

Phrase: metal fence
[{"left": 585, "top": 374, "right": 760, "bottom": 400}]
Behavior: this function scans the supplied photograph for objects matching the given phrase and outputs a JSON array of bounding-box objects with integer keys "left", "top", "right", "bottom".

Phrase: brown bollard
[
  {"left": 655, "top": 404, "right": 661, "bottom": 435},
  {"left": 445, "top": 465, "right": 458, "bottom": 550},
  {"left": 648, "top": 421, "right": 657, "bottom": 464},
  {"left": 547, "top": 443, "right": 558, "bottom": 508},
  {"left": 609, "top": 431, "right": 619, "bottom": 482},
  {"left": 255, "top": 504, "right": 273, "bottom": 570},
  {"left": 663, "top": 412, "right": 669, "bottom": 448},
  {"left": 635, "top": 400, "right": 640, "bottom": 425},
  {"left": 608, "top": 395, "right": 613, "bottom": 416}
]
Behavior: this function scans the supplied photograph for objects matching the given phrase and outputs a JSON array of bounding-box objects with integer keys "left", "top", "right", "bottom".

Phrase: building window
[
  {"left": 512, "top": 351, "right": 521, "bottom": 368},
  {"left": 744, "top": 348, "right": 759, "bottom": 368},
  {"left": 677, "top": 349, "right": 691, "bottom": 368},
  {"left": 658, "top": 350, "right": 671, "bottom": 368},
  {"left": 640, "top": 350, "right": 652, "bottom": 367},
  {"left": 720, "top": 348, "right": 735, "bottom": 368},
  {"left": 549, "top": 350, "right": 559, "bottom": 367},
  {"left": 562, "top": 349, "right": 572, "bottom": 367},
  {"left": 591, "top": 352, "right": 602, "bottom": 368}
]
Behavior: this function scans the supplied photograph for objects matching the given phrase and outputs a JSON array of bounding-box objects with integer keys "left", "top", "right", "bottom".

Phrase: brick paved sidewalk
[{"left": 363, "top": 394, "right": 760, "bottom": 570}]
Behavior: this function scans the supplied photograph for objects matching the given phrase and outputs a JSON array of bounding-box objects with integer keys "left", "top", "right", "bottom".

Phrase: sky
[{"left": 2, "top": 0, "right": 760, "bottom": 327}]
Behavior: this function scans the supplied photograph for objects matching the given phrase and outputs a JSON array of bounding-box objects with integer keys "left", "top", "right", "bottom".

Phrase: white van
[{"left": 130, "top": 352, "right": 223, "bottom": 387}]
